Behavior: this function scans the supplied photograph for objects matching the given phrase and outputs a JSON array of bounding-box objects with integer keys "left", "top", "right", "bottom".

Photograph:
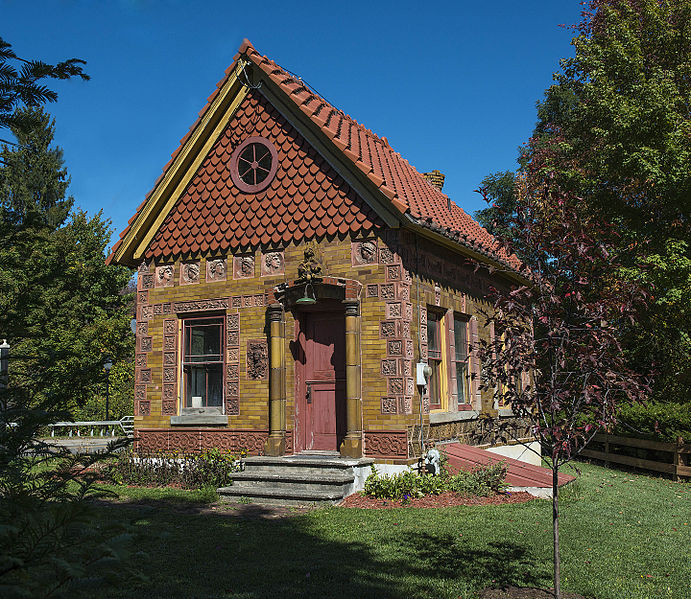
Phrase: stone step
[
  {"left": 218, "top": 455, "right": 374, "bottom": 507},
  {"left": 217, "top": 485, "right": 344, "bottom": 507},
  {"left": 232, "top": 470, "right": 354, "bottom": 485},
  {"left": 240, "top": 455, "right": 371, "bottom": 477},
  {"left": 229, "top": 475, "right": 351, "bottom": 495}
]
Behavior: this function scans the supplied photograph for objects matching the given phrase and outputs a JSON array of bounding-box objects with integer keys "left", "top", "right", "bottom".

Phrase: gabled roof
[
  {"left": 144, "top": 91, "right": 382, "bottom": 258},
  {"left": 108, "top": 39, "right": 518, "bottom": 270}
]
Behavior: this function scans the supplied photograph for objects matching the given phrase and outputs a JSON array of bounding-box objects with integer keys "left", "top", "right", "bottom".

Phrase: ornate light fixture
[{"left": 296, "top": 281, "right": 317, "bottom": 305}]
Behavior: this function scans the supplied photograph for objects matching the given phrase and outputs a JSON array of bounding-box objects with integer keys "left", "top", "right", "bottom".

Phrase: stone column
[
  {"left": 264, "top": 303, "right": 286, "bottom": 456},
  {"left": 340, "top": 300, "right": 363, "bottom": 458}
]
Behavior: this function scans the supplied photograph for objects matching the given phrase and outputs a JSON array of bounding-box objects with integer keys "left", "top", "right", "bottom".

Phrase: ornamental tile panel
[
  {"left": 380, "top": 397, "right": 397, "bottom": 415},
  {"left": 380, "top": 359, "right": 398, "bottom": 376},
  {"left": 206, "top": 258, "right": 228, "bottom": 282},
  {"left": 155, "top": 265, "right": 175, "bottom": 288},
  {"left": 233, "top": 256, "right": 255, "bottom": 279},
  {"left": 351, "top": 240, "right": 378, "bottom": 266},
  {"left": 261, "top": 251, "right": 285, "bottom": 276},
  {"left": 154, "top": 302, "right": 172, "bottom": 316},
  {"left": 180, "top": 262, "right": 201, "bottom": 285},
  {"left": 379, "top": 247, "right": 397, "bottom": 265},
  {"left": 385, "top": 302, "right": 402, "bottom": 319}
]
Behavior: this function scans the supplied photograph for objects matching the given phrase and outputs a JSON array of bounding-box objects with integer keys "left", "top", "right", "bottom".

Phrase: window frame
[
  {"left": 181, "top": 315, "right": 225, "bottom": 411},
  {"left": 229, "top": 136, "right": 278, "bottom": 193},
  {"left": 427, "top": 309, "right": 444, "bottom": 411},
  {"left": 452, "top": 314, "right": 471, "bottom": 408}
]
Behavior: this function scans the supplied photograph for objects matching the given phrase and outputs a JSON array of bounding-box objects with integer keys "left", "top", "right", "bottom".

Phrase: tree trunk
[{"left": 552, "top": 465, "right": 561, "bottom": 599}]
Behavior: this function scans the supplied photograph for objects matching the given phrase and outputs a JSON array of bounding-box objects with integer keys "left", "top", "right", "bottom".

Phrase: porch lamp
[
  {"left": 103, "top": 356, "right": 113, "bottom": 421},
  {"left": 296, "top": 280, "right": 317, "bottom": 305}
]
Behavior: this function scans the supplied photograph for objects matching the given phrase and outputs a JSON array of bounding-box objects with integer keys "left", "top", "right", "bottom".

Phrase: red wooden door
[{"left": 299, "top": 311, "right": 346, "bottom": 451}]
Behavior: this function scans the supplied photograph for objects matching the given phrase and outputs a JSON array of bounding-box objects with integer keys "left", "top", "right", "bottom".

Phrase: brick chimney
[{"left": 422, "top": 169, "right": 445, "bottom": 191}]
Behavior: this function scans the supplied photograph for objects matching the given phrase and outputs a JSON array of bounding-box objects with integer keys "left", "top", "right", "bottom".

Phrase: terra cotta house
[{"left": 108, "top": 40, "right": 529, "bottom": 465}]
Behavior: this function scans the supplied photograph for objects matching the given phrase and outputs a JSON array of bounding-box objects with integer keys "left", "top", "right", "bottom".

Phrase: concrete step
[
  {"left": 231, "top": 470, "right": 354, "bottom": 485},
  {"left": 217, "top": 455, "right": 374, "bottom": 507},
  {"left": 241, "top": 455, "right": 366, "bottom": 473},
  {"left": 217, "top": 485, "right": 345, "bottom": 507}
]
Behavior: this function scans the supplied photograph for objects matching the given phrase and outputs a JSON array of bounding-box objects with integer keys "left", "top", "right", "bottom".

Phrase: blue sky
[{"left": 4, "top": 0, "right": 582, "bottom": 251}]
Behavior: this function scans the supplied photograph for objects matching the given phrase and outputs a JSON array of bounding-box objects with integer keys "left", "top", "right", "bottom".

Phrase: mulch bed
[
  {"left": 338, "top": 491, "right": 536, "bottom": 509},
  {"left": 479, "top": 587, "right": 587, "bottom": 599}
]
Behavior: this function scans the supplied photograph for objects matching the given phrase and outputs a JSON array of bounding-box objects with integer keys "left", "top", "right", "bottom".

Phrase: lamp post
[
  {"left": 0, "top": 339, "right": 9, "bottom": 390},
  {"left": 103, "top": 357, "right": 113, "bottom": 421}
]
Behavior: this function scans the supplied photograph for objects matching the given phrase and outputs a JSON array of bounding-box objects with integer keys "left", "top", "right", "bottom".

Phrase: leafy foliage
[
  {"left": 0, "top": 37, "right": 88, "bottom": 134},
  {"left": 474, "top": 170, "right": 518, "bottom": 242},
  {"left": 615, "top": 401, "right": 691, "bottom": 442},
  {"left": 101, "top": 448, "right": 245, "bottom": 490},
  {"left": 527, "top": 0, "right": 691, "bottom": 406},
  {"left": 0, "top": 355, "right": 137, "bottom": 598},
  {"left": 0, "top": 108, "right": 133, "bottom": 415},
  {"left": 363, "top": 461, "right": 508, "bottom": 500}
]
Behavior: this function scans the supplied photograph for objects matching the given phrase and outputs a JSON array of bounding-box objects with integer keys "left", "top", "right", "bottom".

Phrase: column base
[
  {"left": 339, "top": 436, "right": 363, "bottom": 458},
  {"left": 264, "top": 434, "right": 285, "bottom": 457}
]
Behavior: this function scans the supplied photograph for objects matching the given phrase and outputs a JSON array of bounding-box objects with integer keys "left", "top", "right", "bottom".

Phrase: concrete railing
[{"left": 49, "top": 416, "right": 134, "bottom": 438}]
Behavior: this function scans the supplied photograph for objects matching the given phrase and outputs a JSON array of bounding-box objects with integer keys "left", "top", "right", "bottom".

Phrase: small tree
[{"left": 478, "top": 170, "right": 649, "bottom": 598}]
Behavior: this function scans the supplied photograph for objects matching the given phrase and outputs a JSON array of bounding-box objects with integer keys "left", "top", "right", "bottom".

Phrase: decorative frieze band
[
  {"left": 174, "top": 298, "right": 229, "bottom": 313},
  {"left": 134, "top": 429, "right": 269, "bottom": 455},
  {"left": 364, "top": 431, "right": 408, "bottom": 459}
]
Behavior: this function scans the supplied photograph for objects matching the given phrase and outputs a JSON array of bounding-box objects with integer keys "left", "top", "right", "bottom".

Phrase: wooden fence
[{"left": 581, "top": 433, "right": 691, "bottom": 480}]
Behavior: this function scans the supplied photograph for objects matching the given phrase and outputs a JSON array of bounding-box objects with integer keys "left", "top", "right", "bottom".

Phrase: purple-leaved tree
[{"left": 477, "top": 165, "right": 650, "bottom": 598}]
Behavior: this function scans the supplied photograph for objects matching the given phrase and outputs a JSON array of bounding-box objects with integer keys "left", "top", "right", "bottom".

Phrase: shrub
[
  {"left": 615, "top": 401, "right": 691, "bottom": 443},
  {"left": 101, "top": 448, "right": 244, "bottom": 489},
  {"left": 363, "top": 460, "right": 508, "bottom": 500}
]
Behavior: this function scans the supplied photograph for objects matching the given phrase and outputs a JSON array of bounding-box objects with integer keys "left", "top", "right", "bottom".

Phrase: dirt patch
[
  {"left": 479, "top": 586, "right": 587, "bottom": 599},
  {"left": 338, "top": 491, "right": 536, "bottom": 509}
]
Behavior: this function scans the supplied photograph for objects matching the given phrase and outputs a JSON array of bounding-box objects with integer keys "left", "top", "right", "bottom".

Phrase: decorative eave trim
[{"left": 403, "top": 214, "right": 528, "bottom": 286}]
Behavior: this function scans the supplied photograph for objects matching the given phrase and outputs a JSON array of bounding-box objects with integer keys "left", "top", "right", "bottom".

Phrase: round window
[{"left": 230, "top": 137, "right": 278, "bottom": 193}]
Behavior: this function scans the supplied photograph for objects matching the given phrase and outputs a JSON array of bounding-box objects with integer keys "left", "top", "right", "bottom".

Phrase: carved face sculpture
[
  {"left": 183, "top": 263, "right": 200, "bottom": 283},
  {"left": 240, "top": 257, "right": 254, "bottom": 276},
  {"left": 264, "top": 252, "right": 283, "bottom": 273},
  {"left": 208, "top": 259, "right": 226, "bottom": 279},
  {"left": 358, "top": 241, "right": 376, "bottom": 263},
  {"left": 157, "top": 265, "right": 174, "bottom": 282}
]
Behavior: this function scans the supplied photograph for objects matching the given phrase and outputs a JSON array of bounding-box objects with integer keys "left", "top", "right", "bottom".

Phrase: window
[
  {"left": 182, "top": 317, "right": 224, "bottom": 409},
  {"left": 453, "top": 315, "right": 470, "bottom": 406},
  {"left": 427, "top": 310, "right": 443, "bottom": 410},
  {"left": 230, "top": 136, "right": 278, "bottom": 193}
]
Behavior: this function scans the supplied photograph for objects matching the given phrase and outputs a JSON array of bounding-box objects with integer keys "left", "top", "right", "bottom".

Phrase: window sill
[
  {"left": 171, "top": 409, "right": 228, "bottom": 426},
  {"left": 429, "top": 410, "right": 479, "bottom": 424},
  {"left": 498, "top": 408, "right": 515, "bottom": 417}
]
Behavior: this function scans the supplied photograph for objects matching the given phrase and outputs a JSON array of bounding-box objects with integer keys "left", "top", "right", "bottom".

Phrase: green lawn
[{"left": 87, "top": 461, "right": 689, "bottom": 599}]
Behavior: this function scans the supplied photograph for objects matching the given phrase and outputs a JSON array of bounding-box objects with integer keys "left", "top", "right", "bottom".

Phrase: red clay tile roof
[
  {"left": 239, "top": 41, "right": 518, "bottom": 269},
  {"left": 145, "top": 91, "right": 381, "bottom": 259},
  {"left": 109, "top": 39, "right": 518, "bottom": 270}
]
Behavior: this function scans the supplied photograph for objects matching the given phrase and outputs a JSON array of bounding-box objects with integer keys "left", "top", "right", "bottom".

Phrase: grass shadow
[{"left": 81, "top": 500, "right": 549, "bottom": 599}]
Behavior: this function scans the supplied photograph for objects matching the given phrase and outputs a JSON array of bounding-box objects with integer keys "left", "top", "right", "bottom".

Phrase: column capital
[
  {"left": 342, "top": 300, "right": 360, "bottom": 317},
  {"left": 268, "top": 303, "right": 284, "bottom": 321}
]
